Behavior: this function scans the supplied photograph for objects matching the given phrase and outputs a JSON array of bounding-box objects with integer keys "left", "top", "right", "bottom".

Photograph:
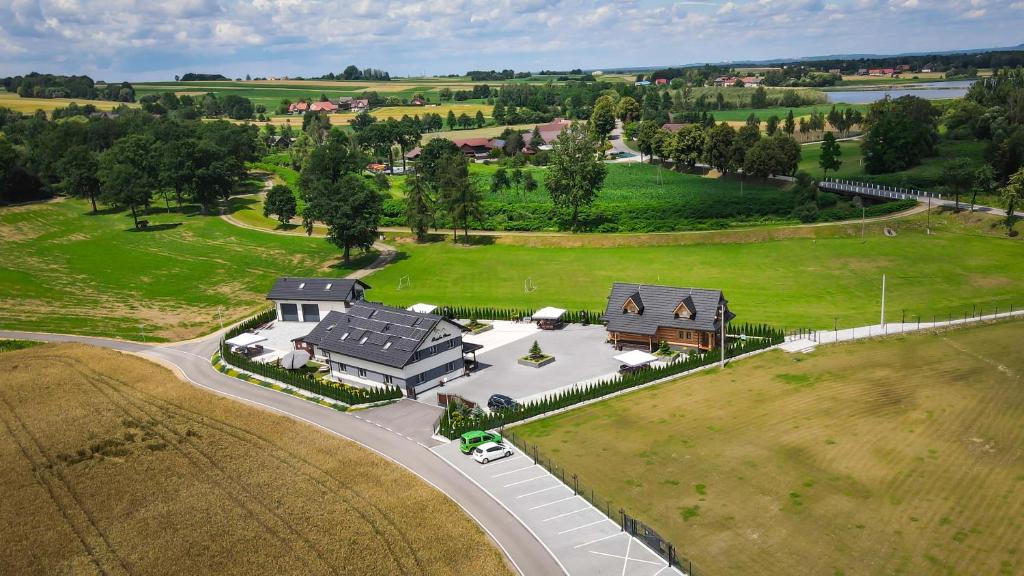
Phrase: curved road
[{"left": 0, "top": 329, "right": 562, "bottom": 576}]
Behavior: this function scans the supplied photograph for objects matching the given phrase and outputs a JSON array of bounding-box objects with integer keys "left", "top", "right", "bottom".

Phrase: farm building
[
  {"left": 337, "top": 96, "right": 353, "bottom": 110},
  {"left": 351, "top": 99, "right": 370, "bottom": 113},
  {"left": 309, "top": 101, "right": 339, "bottom": 113},
  {"left": 298, "top": 302, "right": 470, "bottom": 399},
  {"left": 287, "top": 101, "right": 310, "bottom": 114},
  {"left": 661, "top": 123, "right": 686, "bottom": 133},
  {"left": 267, "top": 277, "right": 369, "bottom": 323},
  {"left": 602, "top": 283, "right": 734, "bottom": 352}
]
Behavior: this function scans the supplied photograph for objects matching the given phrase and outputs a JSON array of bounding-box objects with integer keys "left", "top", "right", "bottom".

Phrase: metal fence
[{"left": 502, "top": 428, "right": 701, "bottom": 576}]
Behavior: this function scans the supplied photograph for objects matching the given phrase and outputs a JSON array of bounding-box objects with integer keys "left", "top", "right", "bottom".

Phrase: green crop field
[
  {"left": 0, "top": 199, "right": 364, "bottom": 341},
  {"left": 365, "top": 210, "right": 1024, "bottom": 328},
  {"left": 513, "top": 319, "right": 1024, "bottom": 576}
]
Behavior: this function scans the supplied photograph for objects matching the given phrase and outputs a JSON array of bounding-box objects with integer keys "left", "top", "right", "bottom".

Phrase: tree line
[
  {"left": 2, "top": 73, "right": 135, "bottom": 102},
  {"left": 140, "top": 91, "right": 262, "bottom": 120},
  {"left": 0, "top": 106, "right": 257, "bottom": 220}
]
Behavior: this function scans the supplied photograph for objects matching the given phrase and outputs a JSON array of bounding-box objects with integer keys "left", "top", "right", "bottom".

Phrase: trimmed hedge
[
  {"left": 438, "top": 323, "right": 784, "bottom": 438},
  {"left": 220, "top": 309, "right": 402, "bottom": 405},
  {"left": 436, "top": 305, "right": 603, "bottom": 325}
]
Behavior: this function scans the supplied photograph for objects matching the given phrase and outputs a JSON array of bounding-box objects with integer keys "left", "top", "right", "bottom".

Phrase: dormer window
[
  {"left": 674, "top": 296, "right": 696, "bottom": 320},
  {"left": 622, "top": 293, "right": 644, "bottom": 315}
]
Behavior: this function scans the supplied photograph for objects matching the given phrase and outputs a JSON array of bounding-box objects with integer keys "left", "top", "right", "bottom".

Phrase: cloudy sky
[{"left": 2, "top": 0, "right": 1022, "bottom": 81}]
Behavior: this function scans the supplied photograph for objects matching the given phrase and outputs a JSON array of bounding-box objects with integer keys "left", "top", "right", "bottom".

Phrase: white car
[{"left": 472, "top": 442, "right": 513, "bottom": 464}]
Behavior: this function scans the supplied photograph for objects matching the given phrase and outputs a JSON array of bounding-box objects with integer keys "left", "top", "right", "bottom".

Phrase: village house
[
  {"left": 661, "top": 123, "right": 686, "bottom": 134},
  {"left": 287, "top": 101, "right": 310, "bottom": 114},
  {"left": 602, "top": 283, "right": 734, "bottom": 352},
  {"left": 267, "top": 277, "right": 369, "bottom": 323},
  {"left": 351, "top": 99, "right": 370, "bottom": 113},
  {"left": 337, "top": 96, "right": 354, "bottom": 110},
  {"left": 299, "top": 302, "right": 470, "bottom": 399}
]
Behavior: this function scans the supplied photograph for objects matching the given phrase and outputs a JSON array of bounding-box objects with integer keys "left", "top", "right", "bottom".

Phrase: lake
[{"left": 826, "top": 80, "right": 974, "bottom": 104}]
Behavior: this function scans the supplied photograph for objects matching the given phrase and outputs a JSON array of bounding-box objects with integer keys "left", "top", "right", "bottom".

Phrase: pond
[{"left": 826, "top": 80, "right": 975, "bottom": 104}]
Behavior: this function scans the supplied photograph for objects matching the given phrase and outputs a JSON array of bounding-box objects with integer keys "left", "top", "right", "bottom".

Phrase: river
[{"left": 825, "top": 80, "right": 975, "bottom": 104}]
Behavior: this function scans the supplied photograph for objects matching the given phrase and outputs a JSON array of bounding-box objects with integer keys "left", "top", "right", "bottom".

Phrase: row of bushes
[
  {"left": 219, "top": 309, "right": 403, "bottom": 405},
  {"left": 438, "top": 325, "right": 785, "bottom": 438},
  {"left": 434, "top": 306, "right": 604, "bottom": 324}
]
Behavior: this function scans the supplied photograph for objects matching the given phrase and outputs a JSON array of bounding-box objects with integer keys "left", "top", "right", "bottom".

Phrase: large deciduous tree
[
  {"left": 589, "top": 96, "right": 616, "bottom": 143},
  {"left": 57, "top": 146, "right": 101, "bottom": 212},
  {"left": 263, "top": 184, "right": 297, "bottom": 224},
  {"left": 862, "top": 95, "right": 939, "bottom": 174},
  {"left": 705, "top": 122, "right": 737, "bottom": 175},
  {"left": 435, "top": 153, "right": 481, "bottom": 242},
  {"left": 546, "top": 123, "right": 606, "bottom": 231},
  {"left": 98, "top": 134, "right": 156, "bottom": 228},
  {"left": 303, "top": 174, "right": 382, "bottom": 263}
]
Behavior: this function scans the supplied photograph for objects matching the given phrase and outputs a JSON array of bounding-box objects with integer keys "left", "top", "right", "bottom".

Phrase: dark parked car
[{"left": 487, "top": 394, "right": 519, "bottom": 411}]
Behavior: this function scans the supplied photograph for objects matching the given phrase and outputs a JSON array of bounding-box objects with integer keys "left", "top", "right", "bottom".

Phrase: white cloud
[{"left": 1, "top": 0, "right": 1022, "bottom": 80}]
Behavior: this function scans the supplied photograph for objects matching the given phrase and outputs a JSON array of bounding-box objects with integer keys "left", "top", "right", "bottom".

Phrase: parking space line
[
  {"left": 589, "top": 550, "right": 663, "bottom": 566},
  {"left": 558, "top": 519, "right": 607, "bottom": 534},
  {"left": 528, "top": 495, "right": 578, "bottom": 510},
  {"left": 503, "top": 474, "right": 550, "bottom": 488},
  {"left": 491, "top": 464, "right": 536, "bottom": 478},
  {"left": 516, "top": 484, "right": 563, "bottom": 498},
  {"left": 574, "top": 532, "right": 626, "bottom": 549},
  {"left": 652, "top": 566, "right": 669, "bottom": 576},
  {"left": 482, "top": 454, "right": 526, "bottom": 467},
  {"left": 542, "top": 506, "right": 592, "bottom": 522}
]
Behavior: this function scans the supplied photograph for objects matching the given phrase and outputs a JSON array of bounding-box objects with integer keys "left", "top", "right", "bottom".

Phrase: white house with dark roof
[
  {"left": 298, "top": 302, "right": 469, "bottom": 398},
  {"left": 602, "top": 283, "right": 734, "bottom": 352},
  {"left": 267, "top": 277, "right": 369, "bottom": 323}
]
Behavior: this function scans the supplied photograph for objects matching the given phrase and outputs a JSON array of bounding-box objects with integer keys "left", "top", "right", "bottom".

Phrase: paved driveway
[
  {"left": 433, "top": 442, "right": 685, "bottom": 576},
  {"left": 420, "top": 324, "right": 622, "bottom": 408}
]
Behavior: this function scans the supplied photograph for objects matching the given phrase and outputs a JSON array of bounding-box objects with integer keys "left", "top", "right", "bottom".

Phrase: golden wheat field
[
  {"left": 516, "top": 320, "right": 1024, "bottom": 576},
  {"left": 0, "top": 343, "right": 513, "bottom": 576}
]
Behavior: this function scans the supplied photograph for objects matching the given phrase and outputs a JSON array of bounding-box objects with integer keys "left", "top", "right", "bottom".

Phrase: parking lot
[
  {"left": 419, "top": 322, "right": 623, "bottom": 408},
  {"left": 433, "top": 441, "right": 685, "bottom": 576}
]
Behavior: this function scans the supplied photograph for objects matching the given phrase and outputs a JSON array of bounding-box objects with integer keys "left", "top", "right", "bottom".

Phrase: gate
[{"left": 621, "top": 512, "right": 696, "bottom": 573}]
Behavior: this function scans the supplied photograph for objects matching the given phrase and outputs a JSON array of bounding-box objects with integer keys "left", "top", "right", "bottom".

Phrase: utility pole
[
  {"left": 926, "top": 195, "right": 932, "bottom": 234},
  {"left": 880, "top": 274, "right": 887, "bottom": 327},
  {"left": 861, "top": 204, "right": 866, "bottom": 240}
]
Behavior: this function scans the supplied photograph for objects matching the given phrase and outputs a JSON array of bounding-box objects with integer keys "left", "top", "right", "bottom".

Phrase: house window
[
  {"left": 446, "top": 361, "right": 456, "bottom": 372},
  {"left": 280, "top": 303, "right": 299, "bottom": 321},
  {"left": 358, "top": 368, "right": 367, "bottom": 378},
  {"left": 301, "top": 303, "right": 320, "bottom": 322},
  {"left": 383, "top": 375, "right": 393, "bottom": 384}
]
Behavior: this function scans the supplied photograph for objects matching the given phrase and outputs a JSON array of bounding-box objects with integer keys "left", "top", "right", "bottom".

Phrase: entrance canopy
[
  {"left": 407, "top": 303, "right": 438, "bottom": 314},
  {"left": 225, "top": 333, "right": 266, "bottom": 348},
  {"left": 614, "top": 350, "right": 659, "bottom": 368},
  {"left": 533, "top": 307, "right": 566, "bottom": 321}
]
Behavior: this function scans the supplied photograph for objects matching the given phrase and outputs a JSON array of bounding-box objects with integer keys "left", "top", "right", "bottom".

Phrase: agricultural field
[
  {"left": 0, "top": 198, "right": 361, "bottom": 341},
  {"left": 0, "top": 92, "right": 137, "bottom": 115},
  {"left": 365, "top": 209, "right": 1024, "bottom": 328},
  {"left": 252, "top": 103, "right": 493, "bottom": 127},
  {"left": 0, "top": 343, "right": 512, "bottom": 576},
  {"left": 513, "top": 319, "right": 1024, "bottom": 576}
]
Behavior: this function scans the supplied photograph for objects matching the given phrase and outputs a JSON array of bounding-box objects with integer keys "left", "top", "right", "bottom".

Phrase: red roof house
[
  {"left": 309, "top": 101, "right": 339, "bottom": 113},
  {"left": 655, "top": 78, "right": 668, "bottom": 86},
  {"left": 288, "top": 101, "right": 310, "bottom": 114}
]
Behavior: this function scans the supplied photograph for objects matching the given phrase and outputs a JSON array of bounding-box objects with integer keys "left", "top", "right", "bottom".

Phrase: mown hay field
[
  {"left": 515, "top": 320, "right": 1024, "bottom": 576},
  {"left": 0, "top": 343, "right": 513, "bottom": 576},
  {"left": 0, "top": 92, "right": 137, "bottom": 114}
]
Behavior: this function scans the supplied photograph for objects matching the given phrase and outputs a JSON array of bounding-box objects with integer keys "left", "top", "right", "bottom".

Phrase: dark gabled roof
[
  {"left": 624, "top": 290, "right": 644, "bottom": 313},
  {"left": 267, "top": 277, "right": 369, "bottom": 302},
  {"left": 300, "top": 302, "right": 467, "bottom": 368},
  {"left": 602, "top": 283, "right": 734, "bottom": 336}
]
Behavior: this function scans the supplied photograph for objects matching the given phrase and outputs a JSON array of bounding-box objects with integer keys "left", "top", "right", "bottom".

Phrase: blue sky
[{"left": 1, "top": 0, "right": 1022, "bottom": 81}]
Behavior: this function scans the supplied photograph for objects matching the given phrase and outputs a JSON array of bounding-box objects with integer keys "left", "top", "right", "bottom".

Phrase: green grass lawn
[
  {"left": 798, "top": 138, "right": 989, "bottom": 192},
  {"left": 0, "top": 199, "right": 366, "bottom": 340},
  {"left": 366, "top": 210, "right": 1024, "bottom": 328},
  {"left": 513, "top": 320, "right": 1024, "bottom": 576}
]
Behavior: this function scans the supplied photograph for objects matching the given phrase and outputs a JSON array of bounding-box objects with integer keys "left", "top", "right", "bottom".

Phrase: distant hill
[
  {"left": 597, "top": 43, "right": 1024, "bottom": 73},
  {"left": 178, "top": 73, "right": 228, "bottom": 81}
]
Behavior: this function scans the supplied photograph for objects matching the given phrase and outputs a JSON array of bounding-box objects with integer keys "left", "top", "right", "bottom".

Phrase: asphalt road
[{"left": 0, "top": 329, "right": 563, "bottom": 576}]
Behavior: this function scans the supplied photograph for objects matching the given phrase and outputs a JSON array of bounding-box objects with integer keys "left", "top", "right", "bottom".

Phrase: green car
[{"left": 459, "top": 430, "right": 502, "bottom": 455}]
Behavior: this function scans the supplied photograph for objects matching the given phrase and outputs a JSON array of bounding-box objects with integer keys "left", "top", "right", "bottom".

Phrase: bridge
[{"left": 818, "top": 178, "right": 944, "bottom": 202}]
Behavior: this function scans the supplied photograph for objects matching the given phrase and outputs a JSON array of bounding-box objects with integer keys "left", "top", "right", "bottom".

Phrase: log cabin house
[{"left": 602, "top": 283, "right": 734, "bottom": 352}]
